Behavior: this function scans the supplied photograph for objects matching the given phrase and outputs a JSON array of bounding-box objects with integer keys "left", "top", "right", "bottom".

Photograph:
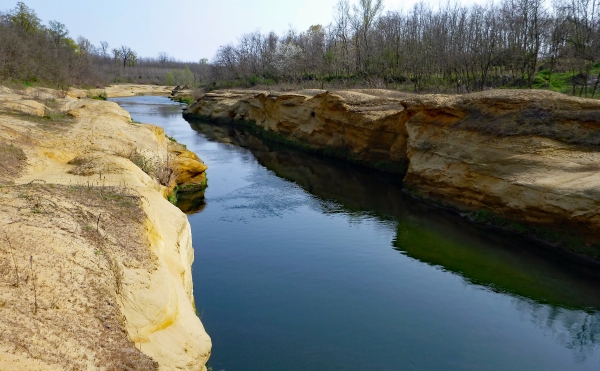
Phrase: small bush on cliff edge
[
  {"left": 128, "top": 150, "right": 155, "bottom": 175},
  {"left": 125, "top": 150, "right": 178, "bottom": 188},
  {"left": 87, "top": 91, "right": 107, "bottom": 100}
]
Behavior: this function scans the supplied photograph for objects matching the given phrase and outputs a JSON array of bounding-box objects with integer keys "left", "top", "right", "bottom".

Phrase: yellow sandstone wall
[
  {"left": 187, "top": 88, "right": 600, "bottom": 251},
  {"left": 0, "top": 87, "right": 211, "bottom": 371}
]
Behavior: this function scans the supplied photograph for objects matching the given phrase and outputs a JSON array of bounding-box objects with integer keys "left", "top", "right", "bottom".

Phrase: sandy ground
[{"left": 0, "top": 87, "right": 211, "bottom": 370}]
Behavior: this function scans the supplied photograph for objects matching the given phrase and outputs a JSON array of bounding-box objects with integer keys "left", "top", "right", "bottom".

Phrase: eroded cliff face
[
  {"left": 402, "top": 90, "right": 600, "bottom": 246},
  {"left": 187, "top": 88, "right": 600, "bottom": 255},
  {"left": 0, "top": 87, "right": 211, "bottom": 370},
  {"left": 187, "top": 89, "right": 411, "bottom": 170}
]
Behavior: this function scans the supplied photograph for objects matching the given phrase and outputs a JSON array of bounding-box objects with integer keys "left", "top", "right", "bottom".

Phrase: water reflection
[
  {"left": 111, "top": 96, "right": 600, "bottom": 369},
  {"left": 111, "top": 96, "right": 183, "bottom": 119},
  {"left": 177, "top": 190, "right": 206, "bottom": 214},
  {"left": 515, "top": 302, "right": 600, "bottom": 363},
  {"left": 186, "top": 120, "right": 408, "bottom": 217},
  {"left": 186, "top": 118, "right": 600, "bottom": 357}
]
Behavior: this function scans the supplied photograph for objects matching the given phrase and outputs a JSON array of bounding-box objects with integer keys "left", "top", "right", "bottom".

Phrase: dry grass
[
  {"left": 0, "top": 183, "right": 158, "bottom": 371},
  {"left": 124, "top": 150, "right": 178, "bottom": 188},
  {"left": 0, "top": 141, "right": 26, "bottom": 185},
  {"left": 0, "top": 108, "right": 77, "bottom": 135}
]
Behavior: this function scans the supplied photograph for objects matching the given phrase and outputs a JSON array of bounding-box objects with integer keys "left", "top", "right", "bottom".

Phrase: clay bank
[
  {"left": 0, "top": 86, "right": 210, "bottom": 370},
  {"left": 185, "top": 88, "right": 600, "bottom": 260}
]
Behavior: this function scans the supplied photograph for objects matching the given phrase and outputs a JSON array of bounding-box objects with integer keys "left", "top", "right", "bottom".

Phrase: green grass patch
[
  {"left": 90, "top": 91, "right": 108, "bottom": 100},
  {"left": 533, "top": 68, "right": 600, "bottom": 97},
  {"left": 166, "top": 187, "right": 178, "bottom": 205}
]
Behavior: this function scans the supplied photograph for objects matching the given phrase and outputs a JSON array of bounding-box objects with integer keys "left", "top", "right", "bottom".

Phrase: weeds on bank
[
  {"left": 0, "top": 182, "right": 159, "bottom": 370},
  {"left": 87, "top": 91, "right": 108, "bottom": 100},
  {"left": 43, "top": 98, "right": 58, "bottom": 109},
  {"left": 166, "top": 188, "right": 178, "bottom": 205},
  {"left": 128, "top": 150, "right": 155, "bottom": 175},
  {"left": 167, "top": 135, "right": 186, "bottom": 148},
  {"left": 122, "top": 149, "right": 178, "bottom": 187},
  {"left": 0, "top": 141, "right": 27, "bottom": 184},
  {"left": 172, "top": 95, "right": 194, "bottom": 105}
]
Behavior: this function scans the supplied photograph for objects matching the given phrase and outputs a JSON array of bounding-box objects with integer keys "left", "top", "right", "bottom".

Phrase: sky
[{"left": 1, "top": 0, "right": 483, "bottom": 62}]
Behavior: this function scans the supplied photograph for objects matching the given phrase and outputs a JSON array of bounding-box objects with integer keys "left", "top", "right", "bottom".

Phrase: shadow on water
[{"left": 187, "top": 119, "right": 600, "bottom": 311}]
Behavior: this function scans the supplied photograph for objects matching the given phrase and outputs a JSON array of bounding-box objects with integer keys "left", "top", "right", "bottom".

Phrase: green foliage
[
  {"left": 529, "top": 66, "right": 600, "bottom": 96},
  {"left": 166, "top": 188, "right": 178, "bottom": 205},
  {"left": 472, "top": 209, "right": 505, "bottom": 224},
  {"left": 7, "top": 2, "right": 41, "bottom": 33},
  {"left": 166, "top": 67, "right": 195, "bottom": 86},
  {"left": 247, "top": 75, "right": 260, "bottom": 86},
  {"left": 165, "top": 72, "right": 175, "bottom": 86},
  {"left": 173, "top": 95, "right": 194, "bottom": 105},
  {"left": 88, "top": 91, "right": 107, "bottom": 100},
  {"left": 48, "top": 20, "right": 69, "bottom": 45}
]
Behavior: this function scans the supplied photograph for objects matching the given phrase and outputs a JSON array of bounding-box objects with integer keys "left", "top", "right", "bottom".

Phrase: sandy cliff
[
  {"left": 63, "top": 84, "right": 175, "bottom": 100},
  {"left": 188, "top": 89, "right": 411, "bottom": 171},
  {"left": 0, "top": 87, "right": 211, "bottom": 370},
  {"left": 186, "top": 88, "right": 600, "bottom": 257},
  {"left": 402, "top": 90, "right": 600, "bottom": 245}
]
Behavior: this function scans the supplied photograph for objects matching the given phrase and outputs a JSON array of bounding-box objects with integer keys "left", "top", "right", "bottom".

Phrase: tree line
[
  {"left": 212, "top": 0, "right": 600, "bottom": 97},
  {"left": 0, "top": 2, "right": 211, "bottom": 89},
  {"left": 3, "top": 1, "right": 599, "bottom": 97}
]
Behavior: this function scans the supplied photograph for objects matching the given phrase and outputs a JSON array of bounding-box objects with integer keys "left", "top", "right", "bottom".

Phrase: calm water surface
[{"left": 112, "top": 96, "right": 600, "bottom": 371}]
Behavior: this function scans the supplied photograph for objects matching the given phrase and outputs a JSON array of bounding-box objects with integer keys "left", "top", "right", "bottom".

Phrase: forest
[
  {"left": 1, "top": 0, "right": 599, "bottom": 97},
  {"left": 0, "top": 2, "right": 210, "bottom": 89},
  {"left": 212, "top": 0, "right": 600, "bottom": 96}
]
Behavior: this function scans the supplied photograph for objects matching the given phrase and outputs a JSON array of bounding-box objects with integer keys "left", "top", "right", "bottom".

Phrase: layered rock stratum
[
  {"left": 186, "top": 88, "right": 600, "bottom": 258},
  {"left": 0, "top": 86, "right": 211, "bottom": 370}
]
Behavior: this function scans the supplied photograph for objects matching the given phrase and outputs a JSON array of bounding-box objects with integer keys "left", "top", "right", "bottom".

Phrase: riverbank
[
  {"left": 185, "top": 88, "right": 600, "bottom": 261},
  {"left": 0, "top": 86, "right": 211, "bottom": 370}
]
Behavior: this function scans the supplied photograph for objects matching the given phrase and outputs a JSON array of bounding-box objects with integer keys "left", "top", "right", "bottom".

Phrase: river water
[{"left": 111, "top": 96, "right": 600, "bottom": 371}]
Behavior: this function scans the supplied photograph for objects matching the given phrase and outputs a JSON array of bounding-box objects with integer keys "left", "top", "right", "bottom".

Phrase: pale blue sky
[{"left": 2, "top": 0, "right": 483, "bottom": 62}]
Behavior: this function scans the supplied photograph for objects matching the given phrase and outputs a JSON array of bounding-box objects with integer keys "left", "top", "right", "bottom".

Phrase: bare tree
[
  {"left": 350, "top": 0, "right": 384, "bottom": 74},
  {"left": 99, "top": 41, "right": 109, "bottom": 60}
]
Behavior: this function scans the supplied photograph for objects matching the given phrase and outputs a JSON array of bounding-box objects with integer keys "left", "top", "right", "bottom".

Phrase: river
[{"left": 111, "top": 96, "right": 600, "bottom": 371}]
